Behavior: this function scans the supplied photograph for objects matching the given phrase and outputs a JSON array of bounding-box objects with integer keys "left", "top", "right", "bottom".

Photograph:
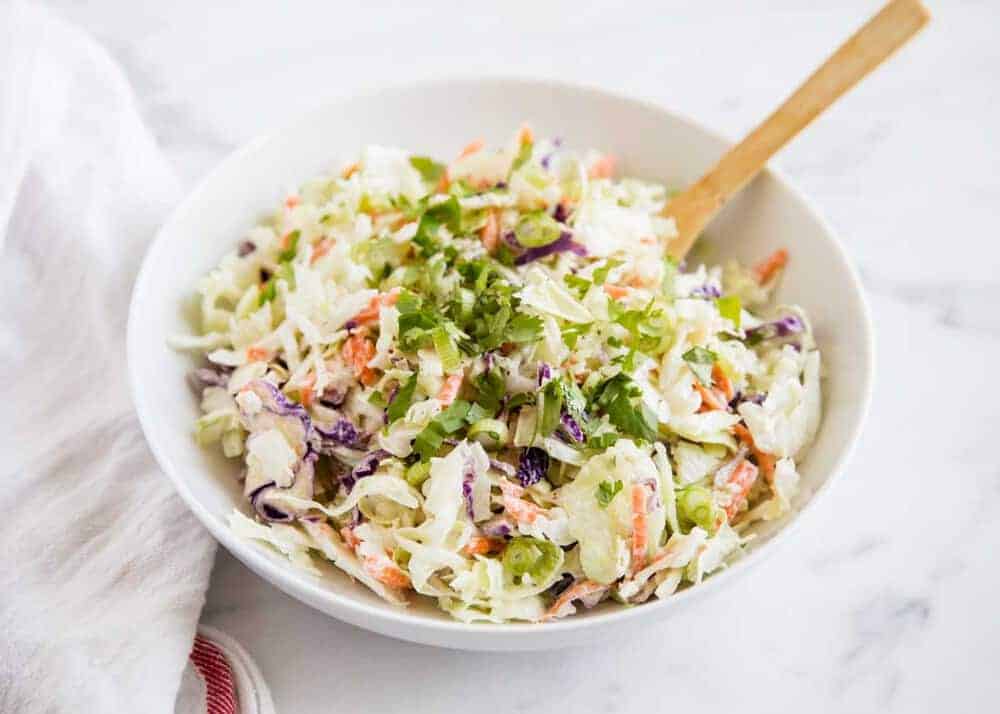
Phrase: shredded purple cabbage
[
  {"left": 461, "top": 464, "right": 477, "bottom": 520},
  {"left": 189, "top": 367, "right": 229, "bottom": 391},
  {"left": 552, "top": 202, "right": 569, "bottom": 223},
  {"left": 237, "top": 240, "right": 256, "bottom": 257},
  {"left": 559, "top": 411, "right": 585, "bottom": 443},
  {"left": 343, "top": 448, "right": 390, "bottom": 491},
  {"left": 546, "top": 572, "right": 574, "bottom": 598},
  {"left": 489, "top": 458, "right": 517, "bottom": 478},
  {"left": 514, "top": 231, "right": 587, "bottom": 266},
  {"left": 494, "top": 181, "right": 508, "bottom": 190},
  {"left": 318, "top": 385, "right": 346, "bottom": 408},
  {"left": 480, "top": 515, "right": 513, "bottom": 538},
  {"left": 483, "top": 351, "right": 495, "bottom": 371},
  {"left": 690, "top": 284, "right": 722, "bottom": 299},
  {"left": 516, "top": 447, "right": 549, "bottom": 487},
  {"left": 313, "top": 419, "right": 369, "bottom": 452},
  {"left": 537, "top": 363, "right": 552, "bottom": 386},
  {"left": 745, "top": 314, "right": 805, "bottom": 343},
  {"left": 343, "top": 319, "right": 359, "bottom": 331},
  {"left": 502, "top": 230, "right": 521, "bottom": 250}
]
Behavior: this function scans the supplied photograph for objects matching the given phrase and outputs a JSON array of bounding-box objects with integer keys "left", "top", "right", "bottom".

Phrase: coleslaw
[{"left": 172, "top": 128, "right": 821, "bottom": 623}]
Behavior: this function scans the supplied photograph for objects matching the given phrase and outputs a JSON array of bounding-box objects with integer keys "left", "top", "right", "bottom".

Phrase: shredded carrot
[
  {"left": 435, "top": 170, "right": 451, "bottom": 194},
  {"left": 284, "top": 195, "right": 300, "bottom": 210},
  {"left": 462, "top": 535, "right": 506, "bottom": 557},
  {"left": 712, "top": 363, "right": 735, "bottom": 401},
  {"left": 588, "top": 154, "right": 616, "bottom": 179},
  {"left": 362, "top": 555, "right": 412, "bottom": 589},
  {"left": 340, "top": 162, "right": 360, "bottom": 179},
  {"left": 278, "top": 231, "right": 295, "bottom": 250},
  {"left": 340, "top": 527, "right": 361, "bottom": 549},
  {"left": 299, "top": 373, "right": 316, "bottom": 408},
  {"left": 480, "top": 209, "right": 500, "bottom": 253},
  {"left": 630, "top": 484, "right": 649, "bottom": 574},
  {"left": 603, "top": 284, "right": 630, "bottom": 300},
  {"left": 543, "top": 580, "right": 606, "bottom": 621},
  {"left": 351, "top": 287, "right": 401, "bottom": 326},
  {"left": 517, "top": 124, "right": 534, "bottom": 145},
  {"left": 498, "top": 480, "right": 545, "bottom": 525},
  {"left": 722, "top": 460, "right": 759, "bottom": 518},
  {"left": 458, "top": 139, "right": 485, "bottom": 160},
  {"left": 342, "top": 334, "right": 377, "bottom": 385},
  {"left": 437, "top": 373, "right": 464, "bottom": 406},
  {"left": 246, "top": 346, "right": 270, "bottom": 362},
  {"left": 753, "top": 248, "right": 789, "bottom": 284},
  {"left": 310, "top": 238, "right": 333, "bottom": 265},
  {"left": 733, "top": 423, "right": 776, "bottom": 485},
  {"left": 694, "top": 381, "right": 729, "bottom": 412}
]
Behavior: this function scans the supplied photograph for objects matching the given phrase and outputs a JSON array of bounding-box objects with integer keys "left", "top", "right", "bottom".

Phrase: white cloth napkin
[{"left": 0, "top": 4, "right": 217, "bottom": 712}]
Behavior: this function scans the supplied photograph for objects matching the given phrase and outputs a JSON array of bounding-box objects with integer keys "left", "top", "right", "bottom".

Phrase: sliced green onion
[
  {"left": 502, "top": 537, "right": 564, "bottom": 585},
  {"left": 431, "top": 326, "right": 461, "bottom": 373},
  {"left": 405, "top": 461, "right": 431, "bottom": 487},
  {"left": 682, "top": 346, "right": 718, "bottom": 386},
  {"left": 467, "top": 418, "right": 509, "bottom": 449},
  {"left": 716, "top": 295, "right": 742, "bottom": 328},
  {"left": 677, "top": 485, "right": 722, "bottom": 534},
  {"left": 514, "top": 212, "right": 563, "bottom": 248}
]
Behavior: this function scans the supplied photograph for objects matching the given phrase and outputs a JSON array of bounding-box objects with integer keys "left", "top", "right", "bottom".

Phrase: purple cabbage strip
[
  {"left": 745, "top": 314, "right": 805, "bottom": 343},
  {"left": 537, "top": 363, "right": 552, "bottom": 386},
  {"left": 559, "top": 411, "right": 585, "bottom": 443},
  {"left": 237, "top": 240, "right": 256, "bottom": 257},
  {"left": 313, "top": 419, "right": 369, "bottom": 452},
  {"left": 318, "top": 386, "right": 346, "bottom": 408},
  {"left": 343, "top": 319, "right": 359, "bottom": 331},
  {"left": 249, "top": 483, "right": 292, "bottom": 523},
  {"left": 489, "top": 458, "right": 517, "bottom": 478},
  {"left": 188, "top": 367, "right": 229, "bottom": 391},
  {"left": 502, "top": 230, "right": 521, "bottom": 250},
  {"left": 252, "top": 380, "right": 312, "bottom": 440},
  {"left": 516, "top": 447, "right": 549, "bottom": 487},
  {"left": 494, "top": 181, "right": 508, "bottom": 190},
  {"left": 552, "top": 202, "right": 569, "bottom": 223},
  {"left": 483, "top": 351, "right": 495, "bottom": 372},
  {"left": 514, "top": 231, "right": 587, "bottom": 266},
  {"left": 461, "top": 463, "right": 477, "bottom": 520},
  {"left": 690, "top": 284, "right": 722, "bottom": 299},
  {"left": 343, "top": 448, "right": 390, "bottom": 491},
  {"left": 480, "top": 515, "right": 514, "bottom": 539}
]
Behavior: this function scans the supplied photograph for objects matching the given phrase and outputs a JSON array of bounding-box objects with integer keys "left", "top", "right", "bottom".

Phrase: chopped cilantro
[
  {"left": 386, "top": 373, "right": 418, "bottom": 423},
  {"left": 589, "top": 373, "right": 659, "bottom": 443},
  {"left": 595, "top": 479, "right": 624, "bottom": 508},
  {"left": 409, "top": 156, "right": 447, "bottom": 183},
  {"left": 682, "top": 346, "right": 717, "bottom": 386}
]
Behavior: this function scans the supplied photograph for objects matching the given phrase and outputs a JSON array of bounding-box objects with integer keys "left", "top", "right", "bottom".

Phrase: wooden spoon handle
[{"left": 665, "top": 0, "right": 929, "bottom": 260}]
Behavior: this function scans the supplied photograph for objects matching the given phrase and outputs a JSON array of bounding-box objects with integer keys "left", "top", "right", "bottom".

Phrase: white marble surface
[{"left": 50, "top": 0, "right": 999, "bottom": 711}]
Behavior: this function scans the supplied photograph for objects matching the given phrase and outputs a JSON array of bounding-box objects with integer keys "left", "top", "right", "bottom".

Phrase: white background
[{"left": 47, "top": 1, "right": 1000, "bottom": 711}]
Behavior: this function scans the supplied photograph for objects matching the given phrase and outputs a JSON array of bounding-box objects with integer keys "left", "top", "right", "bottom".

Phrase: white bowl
[{"left": 127, "top": 78, "right": 873, "bottom": 651}]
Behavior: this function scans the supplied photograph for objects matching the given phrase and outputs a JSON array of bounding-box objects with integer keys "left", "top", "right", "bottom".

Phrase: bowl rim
[{"left": 127, "top": 75, "right": 874, "bottom": 641}]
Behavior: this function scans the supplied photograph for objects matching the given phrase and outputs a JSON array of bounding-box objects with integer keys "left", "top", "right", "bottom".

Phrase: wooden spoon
[{"left": 665, "top": 0, "right": 930, "bottom": 260}]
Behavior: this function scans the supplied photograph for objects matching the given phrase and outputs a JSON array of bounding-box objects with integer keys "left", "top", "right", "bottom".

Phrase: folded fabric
[{"left": 0, "top": 3, "right": 216, "bottom": 712}]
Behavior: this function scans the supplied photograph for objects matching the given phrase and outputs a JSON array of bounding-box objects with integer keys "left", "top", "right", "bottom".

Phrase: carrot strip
[
  {"left": 543, "top": 580, "right": 606, "bottom": 621},
  {"left": 480, "top": 209, "right": 500, "bottom": 253},
  {"left": 299, "top": 373, "right": 316, "bottom": 408},
  {"left": 498, "top": 480, "right": 545, "bottom": 525},
  {"left": 588, "top": 154, "right": 616, "bottom": 179},
  {"left": 362, "top": 555, "right": 412, "bottom": 589},
  {"left": 712, "top": 363, "right": 735, "bottom": 401},
  {"left": 342, "top": 334, "right": 377, "bottom": 385},
  {"left": 340, "top": 527, "right": 361, "bottom": 549},
  {"left": 284, "top": 195, "right": 300, "bottom": 210},
  {"left": 340, "top": 162, "right": 360, "bottom": 179},
  {"left": 694, "top": 382, "right": 729, "bottom": 412},
  {"left": 722, "top": 460, "right": 759, "bottom": 518},
  {"left": 630, "top": 484, "right": 649, "bottom": 574},
  {"left": 603, "top": 284, "right": 629, "bottom": 299},
  {"left": 310, "top": 238, "right": 333, "bottom": 265},
  {"left": 733, "top": 423, "right": 776, "bottom": 485},
  {"left": 458, "top": 139, "right": 485, "bottom": 159},
  {"left": 753, "top": 248, "right": 789, "bottom": 284},
  {"left": 246, "top": 346, "right": 270, "bottom": 362},
  {"left": 437, "top": 373, "right": 464, "bottom": 406},
  {"left": 462, "top": 535, "right": 506, "bottom": 557},
  {"left": 517, "top": 124, "right": 534, "bottom": 145},
  {"left": 351, "top": 287, "right": 401, "bottom": 326}
]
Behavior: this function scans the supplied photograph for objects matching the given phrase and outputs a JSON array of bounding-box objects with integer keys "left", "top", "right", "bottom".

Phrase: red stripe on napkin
[{"left": 190, "top": 635, "right": 239, "bottom": 714}]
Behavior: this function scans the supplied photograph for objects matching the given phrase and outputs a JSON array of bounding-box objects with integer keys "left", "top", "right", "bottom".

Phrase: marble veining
[{"left": 47, "top": 1, "right": 1000, "bottom": 711}]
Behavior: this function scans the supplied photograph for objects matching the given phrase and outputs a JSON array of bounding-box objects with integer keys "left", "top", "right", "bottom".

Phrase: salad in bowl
[{"left": 171, "top": 128, "right": 821, "bottom": 624}]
